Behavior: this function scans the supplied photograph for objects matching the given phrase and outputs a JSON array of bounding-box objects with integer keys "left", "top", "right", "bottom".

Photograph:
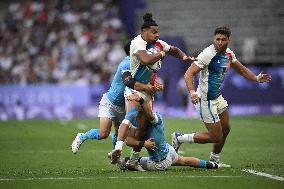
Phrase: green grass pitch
[{"left": 0, "top": 115, "right": 283, "bottom": 189}]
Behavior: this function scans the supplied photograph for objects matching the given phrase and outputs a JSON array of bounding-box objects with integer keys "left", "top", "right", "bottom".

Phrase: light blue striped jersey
[
  {"left": 106, "top": 56, "right": 130, "bottom": 106},
  {"left": 195, "top": 44, "right": 237, "bottom": 100}
]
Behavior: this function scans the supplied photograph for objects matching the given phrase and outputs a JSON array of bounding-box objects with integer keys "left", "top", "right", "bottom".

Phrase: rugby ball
[{"left": 146, "top": 42, "right": 164, "bottom": 72}]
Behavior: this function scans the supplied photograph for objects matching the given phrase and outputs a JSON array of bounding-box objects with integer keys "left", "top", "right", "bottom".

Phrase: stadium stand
[
  {"left": 0, "top": 0, "right": 125, "bottom": 85},
  {"left": 143, "top": 0, "right": 284, "bottom": 64},
  {"left": 0, "top": 0, "right": 283, "bottom": 119}
]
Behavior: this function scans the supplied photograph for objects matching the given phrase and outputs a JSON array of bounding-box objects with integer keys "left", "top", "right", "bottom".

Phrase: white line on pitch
[
  {"left": 242, "top": 169, "right": 284, "bottom": 182},
  {"left": 0, "top": 175, "right": 241, "bottom": 181}
]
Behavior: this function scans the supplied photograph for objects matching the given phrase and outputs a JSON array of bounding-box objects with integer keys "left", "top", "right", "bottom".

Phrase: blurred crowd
[{"left": 0, "top": 0, "right": 126, "bottom": 85}]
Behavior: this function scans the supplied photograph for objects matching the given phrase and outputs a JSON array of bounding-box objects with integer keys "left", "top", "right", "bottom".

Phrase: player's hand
[
  {"left": 256, "top": 72, "right": 272, "bottom": 83},
  {"left": 144, "top": 84, "right": 155, "bottom": 96},
  {"left": 126, "top": 92, "right": 141, "bottom": 102},
  {"left": 153, "top": 81, "right": 164, "bottom": 91},
  {"left": 190, "top": 91, "right": 199, "bottom": 104},
  {"left": 144, "top": 138, "right": 156, "bottom": 151},
  {"left": 183, "top": 55, "right": 197, "bottom": 62}
]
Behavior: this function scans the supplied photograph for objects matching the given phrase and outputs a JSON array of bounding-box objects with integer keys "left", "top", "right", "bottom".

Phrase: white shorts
[
  {"left": 98, "top": 94, "right": 126, "bottom": 123},
  {"left": 140, "top": 145, "right": 178, "bottom": 171},
  {"left": 194, "top": 95, "right": 228, "bottom": 124}
]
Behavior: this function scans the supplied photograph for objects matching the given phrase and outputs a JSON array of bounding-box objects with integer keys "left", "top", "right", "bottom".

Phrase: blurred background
[{"left": 0, "top": 0, "right": 283, "bottom": 120}]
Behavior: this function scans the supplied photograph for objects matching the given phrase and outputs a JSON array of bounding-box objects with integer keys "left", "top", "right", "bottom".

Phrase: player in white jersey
[
  {"left": 109, "top": 13, "right": 196, "bottom": 164},
  {"left": 172, "top": 26, "right": 272, "bottom": 167}
]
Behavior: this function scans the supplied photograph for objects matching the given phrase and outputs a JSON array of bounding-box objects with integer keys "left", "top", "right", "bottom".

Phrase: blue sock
[
  {"left": 79, "top": 129, "right": 100, "bottom": 142},
  {"left": 199, "top": 160, "right": 207, "bottom": 168},
  {"left": 111, "top": 133, "right": 118, "bottom": 149}
]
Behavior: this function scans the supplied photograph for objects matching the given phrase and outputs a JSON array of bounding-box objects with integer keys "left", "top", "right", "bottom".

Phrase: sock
[
  {"left": 130, "top": 150, "right": 140, "bottom": 161},
  {"left": 198, "top": 159, "right": 207, "bottom": 168},
  {"left": 177, "top": 133, "right": 195, "bottom": 143},
  {"left": 210, "top": 152, "right": 220, "bottom": 163},
  {"left": 111, "top": 133, "right": 118, "bottom": 149},
  {"left": 115, "top": 140, "right": 124, "bottom": 150},
  {"left": 79, "top": 129, "right": 100, "bottom": 142},
  {"left": 150, "top": 113, "right": 159, "bottom": 124}
]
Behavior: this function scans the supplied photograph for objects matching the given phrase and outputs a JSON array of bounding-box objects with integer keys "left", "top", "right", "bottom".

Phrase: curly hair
[{"left": 141, "top": 13, "right": 158, "bottom": 30}]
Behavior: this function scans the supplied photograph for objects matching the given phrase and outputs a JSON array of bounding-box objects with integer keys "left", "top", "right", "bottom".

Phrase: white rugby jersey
[
  {"left": 130, "top": 35, "right": 170, "bottom": 84},
  {"left": 195, "top": 44, "right": 237, "bottom": 100}
]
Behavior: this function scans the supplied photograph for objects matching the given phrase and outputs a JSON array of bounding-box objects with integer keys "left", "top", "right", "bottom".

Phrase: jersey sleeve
[
  {"left": 119, "top": 58, "right": 131, "bottom": 74},
  {"left": 194, "top": 50, "right": 211, "bottom": 68},
  {"left": 131, "top": 38, "right": 147, "bottom": 54},
  {"left": 157, "top": 39, "right": 171, "bottom": 52}
]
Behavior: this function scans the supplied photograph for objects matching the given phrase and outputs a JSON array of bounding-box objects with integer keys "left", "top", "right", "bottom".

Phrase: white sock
[
  {"left": 130, "top": 150, "right": 140, "bottom": 161},
  {"left": 150, "top": 113, "right": 159, "bottom": 124},
  {"left": 178, "top": 133, "right": 195, "bottom": 143},
  {"left": 114, "top": 140, "right": 124, "bottom": 150}
]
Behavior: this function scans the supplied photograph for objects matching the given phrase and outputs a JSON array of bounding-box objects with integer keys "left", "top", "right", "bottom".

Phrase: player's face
[
  {"left": 144, "top": 26, "right": 160, "bottom": 43},
  {"left": 214, "top": 34, "right": 230, "bottom": 53}
]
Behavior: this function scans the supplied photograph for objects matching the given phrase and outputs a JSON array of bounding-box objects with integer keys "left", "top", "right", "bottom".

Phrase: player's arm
[
  {"left": 122, "top": 70, "right": 155, "bottom": 95},
  {"left": 184, "top": 63, "right": 202, "bottom": 104},
  {"left": 167, "top": 46, "right": 196, "bottom": 62},
  {"left": 135, "top": 50, "right": 165, "bottom": 65},
  {"left": 231, "top": 60, "right": 272, "bottom": 83},
  {"left": 125, "top": 128, "right": 156, "bottom": 150}
]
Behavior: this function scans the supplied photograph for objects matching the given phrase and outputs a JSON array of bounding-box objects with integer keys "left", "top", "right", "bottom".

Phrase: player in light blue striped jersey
[{"left": 172, "top": 26, "right": 272, "bottom": 167}]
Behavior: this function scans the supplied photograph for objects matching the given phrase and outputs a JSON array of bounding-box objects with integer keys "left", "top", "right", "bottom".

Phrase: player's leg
[
  {"left": 209, "top": 96, "right": 231, "bottom": 166},
  {"left": 139, "top": 157, "right": 156, "bottom": 171},
  {"left": 172, "top": 122, "right": 222, "bottom": 147},
  {"left": 71, "top": 94, "right": 118, "bottom": 154},
  {"left": 209, "top": 109, "right": 231, "bottom": 167},
  {"left": 126, "top": 110, "right": 147, "bottom": 171},
  {"left": 172, "top": 98, "right": 223, "bottom": 151},
  {"left": 112, "top": 89, "right": 148, "bottom": 151},
  {"left": 141, "top": 100, "right": 159, "bottom": 124},
  {"left": 174, "top": 156, "right": 218, "bottom": 169},
  {"left": 126, "top": 88, "right": 159, "bottom": 125},
  {"left": 114, "top": 98, "right": 140, "bottom": 149},
  {"left": 71, "top": 117, "right": 113, "bottom": 154},
  {"left": 77, "top": 94, "right": 117, "bottom": 142},
  {"left": 110, "top": 90, "right": 157, "bottom": 164},
  {"left": 80, "top": 117, "right": 112, "bottom": 141},
  {"left": 195, "top": 122, "right": 223, "bottom": 143},
  {"left": 212, "top": 109, "right": 230, "bottom": 154},
  {"left": 111, "top": 121, "right": 120, "bottom": 149},
  {"left": 109, "top": 96, "right": 140, "bottom": 164},
  {"left": 148, "top": 145, "right": 177, "bottom": 171}
]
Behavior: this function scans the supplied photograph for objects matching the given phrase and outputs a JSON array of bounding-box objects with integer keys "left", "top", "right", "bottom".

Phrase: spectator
[{"left": 0, "top": 0, "right": 125, "bottom": 85}]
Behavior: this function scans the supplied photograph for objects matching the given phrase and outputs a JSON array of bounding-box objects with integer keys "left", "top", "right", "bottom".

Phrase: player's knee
[
  {"left": 125, "top": 140, "right": 130, "bottom": 146},
  {"left": 210, "top": 133, "right": 223, "bottom": 143}
]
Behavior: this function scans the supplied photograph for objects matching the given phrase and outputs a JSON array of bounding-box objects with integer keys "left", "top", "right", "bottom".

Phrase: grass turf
[{"left": 0, "top": 115, "right": 283, "bottom": 189}]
